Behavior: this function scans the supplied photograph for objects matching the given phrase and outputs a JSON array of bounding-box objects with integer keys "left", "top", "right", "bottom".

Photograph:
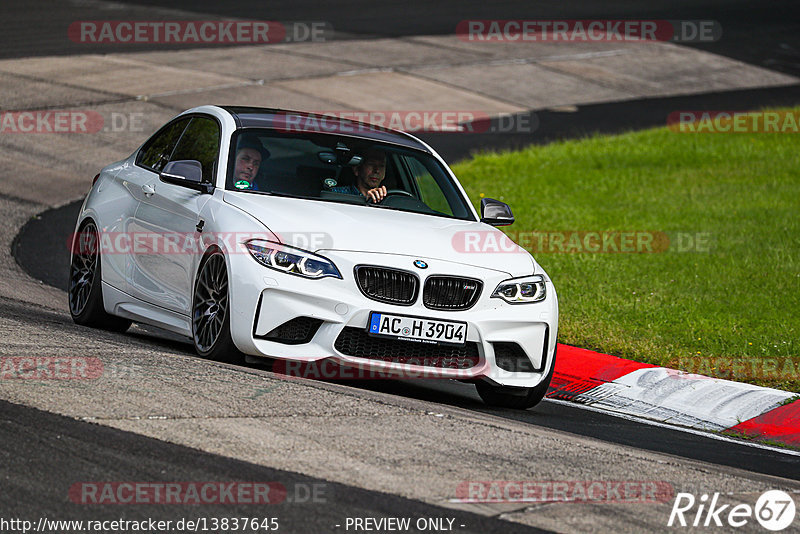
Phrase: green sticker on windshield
[
  {"left": 234, "top": 180, "right": 252, "bottom": 190},
  {"left": 323, "top": 178, "right": 338, "bottom": 188}
]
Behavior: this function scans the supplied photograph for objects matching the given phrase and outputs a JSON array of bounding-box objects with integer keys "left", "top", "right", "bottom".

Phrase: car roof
[{"left": 220, "top": 106, "right": 431, "bottom": 153}]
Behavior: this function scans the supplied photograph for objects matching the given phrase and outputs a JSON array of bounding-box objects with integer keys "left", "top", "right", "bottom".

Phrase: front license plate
[{"left": 367, "top": 312, "right": 467, "bottom": 346}]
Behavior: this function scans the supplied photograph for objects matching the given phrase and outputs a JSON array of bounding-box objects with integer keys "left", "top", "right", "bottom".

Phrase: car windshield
[{"left": 225, "top": 129, "right": 475, "bottom": 221}]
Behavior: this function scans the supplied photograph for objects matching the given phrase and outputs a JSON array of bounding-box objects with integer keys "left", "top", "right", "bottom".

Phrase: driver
[
  {"left": 232, "top": 137, "right": 269, "bottom": 190},
  {"left": 331, "top": 147, "right": 387, "bottom": 203}
]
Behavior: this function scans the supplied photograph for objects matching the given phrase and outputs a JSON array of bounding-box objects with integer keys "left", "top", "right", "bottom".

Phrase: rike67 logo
[{"left": 668, "top": 490, "right": 796, "bottom": 531}]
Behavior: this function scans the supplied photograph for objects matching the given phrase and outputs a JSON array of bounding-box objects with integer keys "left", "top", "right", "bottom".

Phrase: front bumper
[{"left": 228, "top": 249, "right": 558, "bottom": 388}]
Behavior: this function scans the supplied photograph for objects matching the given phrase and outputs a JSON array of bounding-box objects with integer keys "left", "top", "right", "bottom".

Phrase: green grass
[
  {"left": 452, "top": 108, "right": 800, "bottom": 392},
  {"left": 720, "top": 430, "right": 800, "bottom": 451}
]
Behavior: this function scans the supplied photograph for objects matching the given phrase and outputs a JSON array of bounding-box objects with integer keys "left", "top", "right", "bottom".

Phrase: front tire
[
  {"left": 192, "top": 249, "right": 244, "bottom": 364},
  {"left": 476, "top": 345, "right": 557, "bottom": 409},
  {"left": 68, "top": 220, "right": 131, "bottom": 332}
]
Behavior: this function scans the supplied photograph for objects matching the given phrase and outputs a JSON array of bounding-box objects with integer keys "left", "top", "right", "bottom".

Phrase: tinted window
[
  {"left": 225, "top": 130, "right": 474, "bottom": 221},
  {"left": 404, "top": 155, "right": 453, "bottom": 216},
  {"left": 137, "top": 118, "right": 190, "bottom": 172},
  {"left": 170, "top": 117, "right": 221, "bottom": 183}
]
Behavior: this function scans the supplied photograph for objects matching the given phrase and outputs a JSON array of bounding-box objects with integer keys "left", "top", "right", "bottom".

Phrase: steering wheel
[
  {"left": 384, "top": 189, "right": 414, "bottom": 198},
  {"left": 367, "top": 189, "right": 415, "bottom": 204}
]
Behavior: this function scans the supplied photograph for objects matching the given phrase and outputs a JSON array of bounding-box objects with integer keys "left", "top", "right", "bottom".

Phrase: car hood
[{"left": 223, "top": 192, "right": 536, "bottom": 277}]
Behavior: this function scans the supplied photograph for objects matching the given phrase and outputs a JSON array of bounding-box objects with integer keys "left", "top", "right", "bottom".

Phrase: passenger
[{"left": 331, "top": 147, "right": 387, "bottom": 203}]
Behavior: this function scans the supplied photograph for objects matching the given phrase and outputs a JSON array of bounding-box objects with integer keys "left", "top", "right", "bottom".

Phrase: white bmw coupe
[{"left": 69, "top": 106, "right": 558, "bottom": 408}]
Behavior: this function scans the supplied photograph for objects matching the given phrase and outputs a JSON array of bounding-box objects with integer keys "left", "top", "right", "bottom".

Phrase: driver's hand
[{"left": 366, "top": 185, "right": 387, "bottom": 203}]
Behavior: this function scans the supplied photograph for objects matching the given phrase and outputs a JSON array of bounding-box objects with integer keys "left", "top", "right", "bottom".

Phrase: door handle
[{"left": 142, "top": 184, "right": 156, "bottom": 197}]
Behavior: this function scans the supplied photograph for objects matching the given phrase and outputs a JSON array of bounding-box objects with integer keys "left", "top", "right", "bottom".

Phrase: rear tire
[
  {"left": 68, "top": 220, "right": 131, "bottom": 332},
  {"left": 476, "top": 345, "right": 557, "bottom": 409},
  {"left": 192, "top": 249, "right": 244, "bottom": 364}
]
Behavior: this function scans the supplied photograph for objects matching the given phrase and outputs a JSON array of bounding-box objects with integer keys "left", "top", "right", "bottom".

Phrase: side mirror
[
  {"left": 480, "top": 198, "right": 515, "bottom": 226},
  {"left": 160, "top": 160, "right": 213, "bottom": 194}
]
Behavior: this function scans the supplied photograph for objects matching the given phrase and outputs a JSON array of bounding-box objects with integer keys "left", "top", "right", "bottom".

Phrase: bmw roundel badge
[{"left": 413, "top": 260, "right": 428, "bottom": 269}]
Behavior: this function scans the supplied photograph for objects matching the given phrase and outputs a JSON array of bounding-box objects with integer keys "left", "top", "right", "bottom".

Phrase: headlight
[
  {"left": 245, "top": 240, "right": 341, "bottom": 279},
  {"left": 491, "top": 275, "right": 546, "bottom": 304}
]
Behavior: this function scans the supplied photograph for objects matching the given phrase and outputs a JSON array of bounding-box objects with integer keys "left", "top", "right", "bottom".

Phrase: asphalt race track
[
  {"left": 12, "top": 199, "right": 800, "bottom": 482},
  {"left": 3, "top": 0, "right": 799, "bottom": 78},
  {"left": 0, "top": 400, "right": 550, "bottom": 534},
  {"left": 3, "top": 1, "right": 800, "bottom": 532}
]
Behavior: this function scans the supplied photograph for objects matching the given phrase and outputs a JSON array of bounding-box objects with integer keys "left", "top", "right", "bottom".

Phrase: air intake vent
[
  {"left": 335, "top": 327, "right": 480, "bottom": 369},
  {"left": 492, "top": 342, "right": 535, "bottom": 372},
  {"left": 257, "top": 317, "right": 323, "bottom": 345},
  {"left": 423, "top": 276, "right": 482, "bottom": 311},
  {"left": 354, "top": 266, "right": 419, "bottom": 306}
]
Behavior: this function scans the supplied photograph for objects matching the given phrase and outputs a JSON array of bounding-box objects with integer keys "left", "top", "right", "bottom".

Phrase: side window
[
  {"left": 137, "top": 118, "right": 190, "bottom": 172},
  {"left": 169, "top": 117, "right": 221, "bottom": 183},
  {"left": 404, "top": 156, "right": 453, "bottom": 215}
]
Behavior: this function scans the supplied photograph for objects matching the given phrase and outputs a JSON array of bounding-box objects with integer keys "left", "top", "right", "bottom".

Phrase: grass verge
[{"left": 452, "top": 108, "right": 800, "bottom": 392}]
